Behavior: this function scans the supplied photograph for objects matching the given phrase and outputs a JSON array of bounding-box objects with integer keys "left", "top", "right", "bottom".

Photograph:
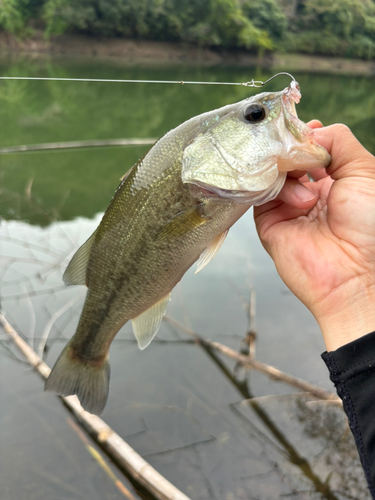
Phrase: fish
[{"left": 45, "top": 79, "right": 331, "bottom": 414}]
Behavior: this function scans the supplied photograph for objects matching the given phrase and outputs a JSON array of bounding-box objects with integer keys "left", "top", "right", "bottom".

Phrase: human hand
[{"left": 254, "top": 122, "right": 375, "bottom": 351}]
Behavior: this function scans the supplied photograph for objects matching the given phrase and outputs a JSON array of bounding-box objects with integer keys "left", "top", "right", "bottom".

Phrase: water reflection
[
  {"left": 199, "top": 340, "right": 357, "bottom": 499},
  {"left": 1, "top": 58, "right": 373, "bottom": 499},
  {"left": 0, "top": 60, "right": 374, "bottom": 224},
  {"left": 0, "top": 212, "right": 370, "bottom": 499}
]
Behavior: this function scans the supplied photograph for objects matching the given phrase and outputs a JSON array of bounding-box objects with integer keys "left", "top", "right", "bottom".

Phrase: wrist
[{"left": 313, "top": 285, "right": 375, "bottom": 351}]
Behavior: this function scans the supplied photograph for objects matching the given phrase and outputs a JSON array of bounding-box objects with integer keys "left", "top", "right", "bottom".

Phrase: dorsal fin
[
  {"left": 119, "top": 165, "right": 134, "bottom": 182},
  {"left": 131, "top": 293, "right": 171, "bottom": 350},
  {"left": 63, "top": 231, "right": 96, "bottom": 286},
  {"left": 195, "top": 229, "right": 229, "bottom": 274}
]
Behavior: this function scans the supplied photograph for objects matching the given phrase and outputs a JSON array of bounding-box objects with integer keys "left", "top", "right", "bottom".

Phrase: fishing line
[{"left": 0, "top": 72, "right": 295, "bottom": 88}]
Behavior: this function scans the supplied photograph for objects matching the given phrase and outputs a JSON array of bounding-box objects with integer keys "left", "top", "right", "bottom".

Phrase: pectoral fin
[
  {"left": 63, "top": 231, "right": 96, "bottom": 286},
  {"left": 154, "top": 204, "right": 211, "bottom": 242},
  {"left": 195, "top": 229, "right": 229, "bottom": 274},
  {"left": 131, "top": 293, "right": 171, "bottom": 350}
]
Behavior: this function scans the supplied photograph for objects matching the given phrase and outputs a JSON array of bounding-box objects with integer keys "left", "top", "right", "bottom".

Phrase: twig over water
[
  {"left": 67, "top": 417, "right": 137, "bottom": 500},
  {"left": 0, "top": 313, "right": 191, "bottom": 500},
  {"left": 163, "top": 315, "right": 340, "bottom": 404},
  {"left": 0, "top": 138, "right": 157, "bottom": 154}
]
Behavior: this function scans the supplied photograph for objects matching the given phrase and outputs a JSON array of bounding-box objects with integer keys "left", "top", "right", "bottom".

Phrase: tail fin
[{"left": 45, "top": 341, "right": 110, "bottom": 415}]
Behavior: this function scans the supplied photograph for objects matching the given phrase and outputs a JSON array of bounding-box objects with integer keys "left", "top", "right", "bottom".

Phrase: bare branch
[
  {"left": 0, "top": 138, "right": 157, "bottom": 154},
  {"left": 67, "top": 417, "right": 137, "bottom": 500},
  {"left": 163, "top": 315, "right": 340, "bottom": 404},
  {"left": 0, "top": 313, "right": 191, "bottom": 500}
]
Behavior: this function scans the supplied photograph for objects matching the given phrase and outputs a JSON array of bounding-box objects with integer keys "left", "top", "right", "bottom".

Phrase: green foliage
[
  {"left": 43, "top": 0, "right": 185, "bottom": 39},
  {"left": 0, "top": 0, "right": 374, "bottom": 59},
  {"left": 0, "top": 0, "right": 28, "bottom": 34},
  {"left": 189, "top": 0, "right": 272, "bottom": 49},
  {"left": 43, "top": 0, "right": 83, "bottom": 36},
  {"left": 285, "top": 0, "right": 375, "bottom": 59},
  {"left": 41, "top": 0, "right": 273, "bottom": 50},
  {"left": 0, "top": 0, "right": 44, "bottom": 34},
  {"left": 242, "top": 0, "right": 288, "bottom": 41},
  {"left": 303, "top": 0, "right": 374, "bottom": 38}
]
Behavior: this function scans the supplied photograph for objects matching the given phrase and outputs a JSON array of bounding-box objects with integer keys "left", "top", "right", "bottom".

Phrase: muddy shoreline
[{"left": 1, "top": 31, "right": 374, "bottom": 76}]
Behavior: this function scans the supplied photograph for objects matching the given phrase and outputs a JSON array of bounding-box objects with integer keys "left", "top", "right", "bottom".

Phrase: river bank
[{"left": 1, "top": 31, "right": 375, "bottom": 76}]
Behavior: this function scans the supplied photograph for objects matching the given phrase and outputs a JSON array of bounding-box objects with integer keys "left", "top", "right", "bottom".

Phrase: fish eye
[{"left": 243, "top": 104, "right": 266, "bottom": 123}]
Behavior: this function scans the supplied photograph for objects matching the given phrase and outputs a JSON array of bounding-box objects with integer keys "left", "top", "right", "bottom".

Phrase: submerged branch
[
  {"left": 0, "top": 138, "right": 157, "bottom": 154},
  {"left": 0, "top": 313, "right": 191, "bottom": 500},
  {"left": 163, "top": 315, "right": 339, "bottom": 404}
]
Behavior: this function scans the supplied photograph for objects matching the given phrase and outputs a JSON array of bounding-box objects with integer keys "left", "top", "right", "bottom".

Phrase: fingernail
[
  {"left": 309, "top": 119, "right": 323, "bottom": 129},
  {"left": 294, "top": 184, "right": 316, "bottom": 202}
]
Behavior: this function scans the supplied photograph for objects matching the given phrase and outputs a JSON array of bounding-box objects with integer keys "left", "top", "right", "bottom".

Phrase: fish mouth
[
  {"left": 282, "top": 80, "right": 304, "bottom": 127},
  {"left": 277, "top": 142, "right": 331, "bottom": 171},
  {"left": 282, "top": 80, "right": 301, "bottom": 115},
  {"left": 278, "top": 81, "right": 331, "bottom": 172},
  {"left": 277, "top": 127, "right": 331, "bottom": 172}
]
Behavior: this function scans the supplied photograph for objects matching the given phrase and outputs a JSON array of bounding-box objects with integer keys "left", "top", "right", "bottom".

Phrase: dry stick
[
  {"left": 0, "top": 138, "right": 157, "bottom": 154},
  {"left": 67, "top": 417, "right": 137, "bottom": 500},
  {"left": 0, "top": 314, "right": 191, "bottom": 500},
  {"left": 164, "top": 315, "right": 339, "bottom": 403}
]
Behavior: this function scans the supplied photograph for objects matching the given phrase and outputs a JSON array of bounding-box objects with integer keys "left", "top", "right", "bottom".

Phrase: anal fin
[
  {"left": 131, "top": 293, "right": 171, "bottom": 350},
  {"left": 195, "top": 229, "right": 229, "bottom": 274}
]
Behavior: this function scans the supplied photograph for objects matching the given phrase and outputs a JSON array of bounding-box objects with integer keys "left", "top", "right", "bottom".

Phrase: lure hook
[{"left": 243, "top": 72, "right": 296, "bottom": 88}]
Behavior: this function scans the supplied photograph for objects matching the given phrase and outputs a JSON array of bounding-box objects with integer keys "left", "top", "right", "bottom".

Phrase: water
[{"left": 0, "top": 57, "right": 374, "bottom": 500}]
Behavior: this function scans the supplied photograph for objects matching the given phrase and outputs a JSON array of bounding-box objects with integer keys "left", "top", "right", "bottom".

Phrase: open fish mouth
[
  {"left": 283, "top": 80, "right": 301, "bottom": 108},
  {"left": 281, "top": 80, "right": 308, "bottom": 133},
  {"left": 278, "top": 80, "right": 331, "bottom": 172},
  {"left": 182, "top": 77, "right": 331, "bottom": 202}
]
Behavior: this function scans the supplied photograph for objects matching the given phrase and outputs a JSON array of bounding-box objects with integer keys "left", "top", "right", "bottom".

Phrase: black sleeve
[{"left": 322, "top": 331, "right": 375, "bottom": 498}]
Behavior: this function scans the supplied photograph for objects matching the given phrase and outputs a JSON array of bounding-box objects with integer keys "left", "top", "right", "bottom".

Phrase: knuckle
[{"left": 334, "top": 123, "right": 352, "bottom": 136}]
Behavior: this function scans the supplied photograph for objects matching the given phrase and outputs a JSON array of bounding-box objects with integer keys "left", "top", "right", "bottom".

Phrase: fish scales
[
  {"left": 75, "top": 122, "right": 247, "bottom": 359},
  {"left": 45, "top": 80, "right": 331, "bottom": 414}
]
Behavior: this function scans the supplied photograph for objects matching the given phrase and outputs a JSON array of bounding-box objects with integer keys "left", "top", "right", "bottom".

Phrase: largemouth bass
[{"left": 45, "top": 80, "right": 330, "bottom": 414}]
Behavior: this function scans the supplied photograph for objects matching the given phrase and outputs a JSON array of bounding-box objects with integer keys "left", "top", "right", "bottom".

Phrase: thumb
[{"left": 314, "top": 124, "right": 375, "bottom": 180}]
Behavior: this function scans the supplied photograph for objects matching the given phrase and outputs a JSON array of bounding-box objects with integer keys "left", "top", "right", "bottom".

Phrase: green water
[
  {"left": 1, "top": 57, "right": 374, "bottom": 500},
  {"left": 0, "top": 58, "right": 374, "bottom": 225}
]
